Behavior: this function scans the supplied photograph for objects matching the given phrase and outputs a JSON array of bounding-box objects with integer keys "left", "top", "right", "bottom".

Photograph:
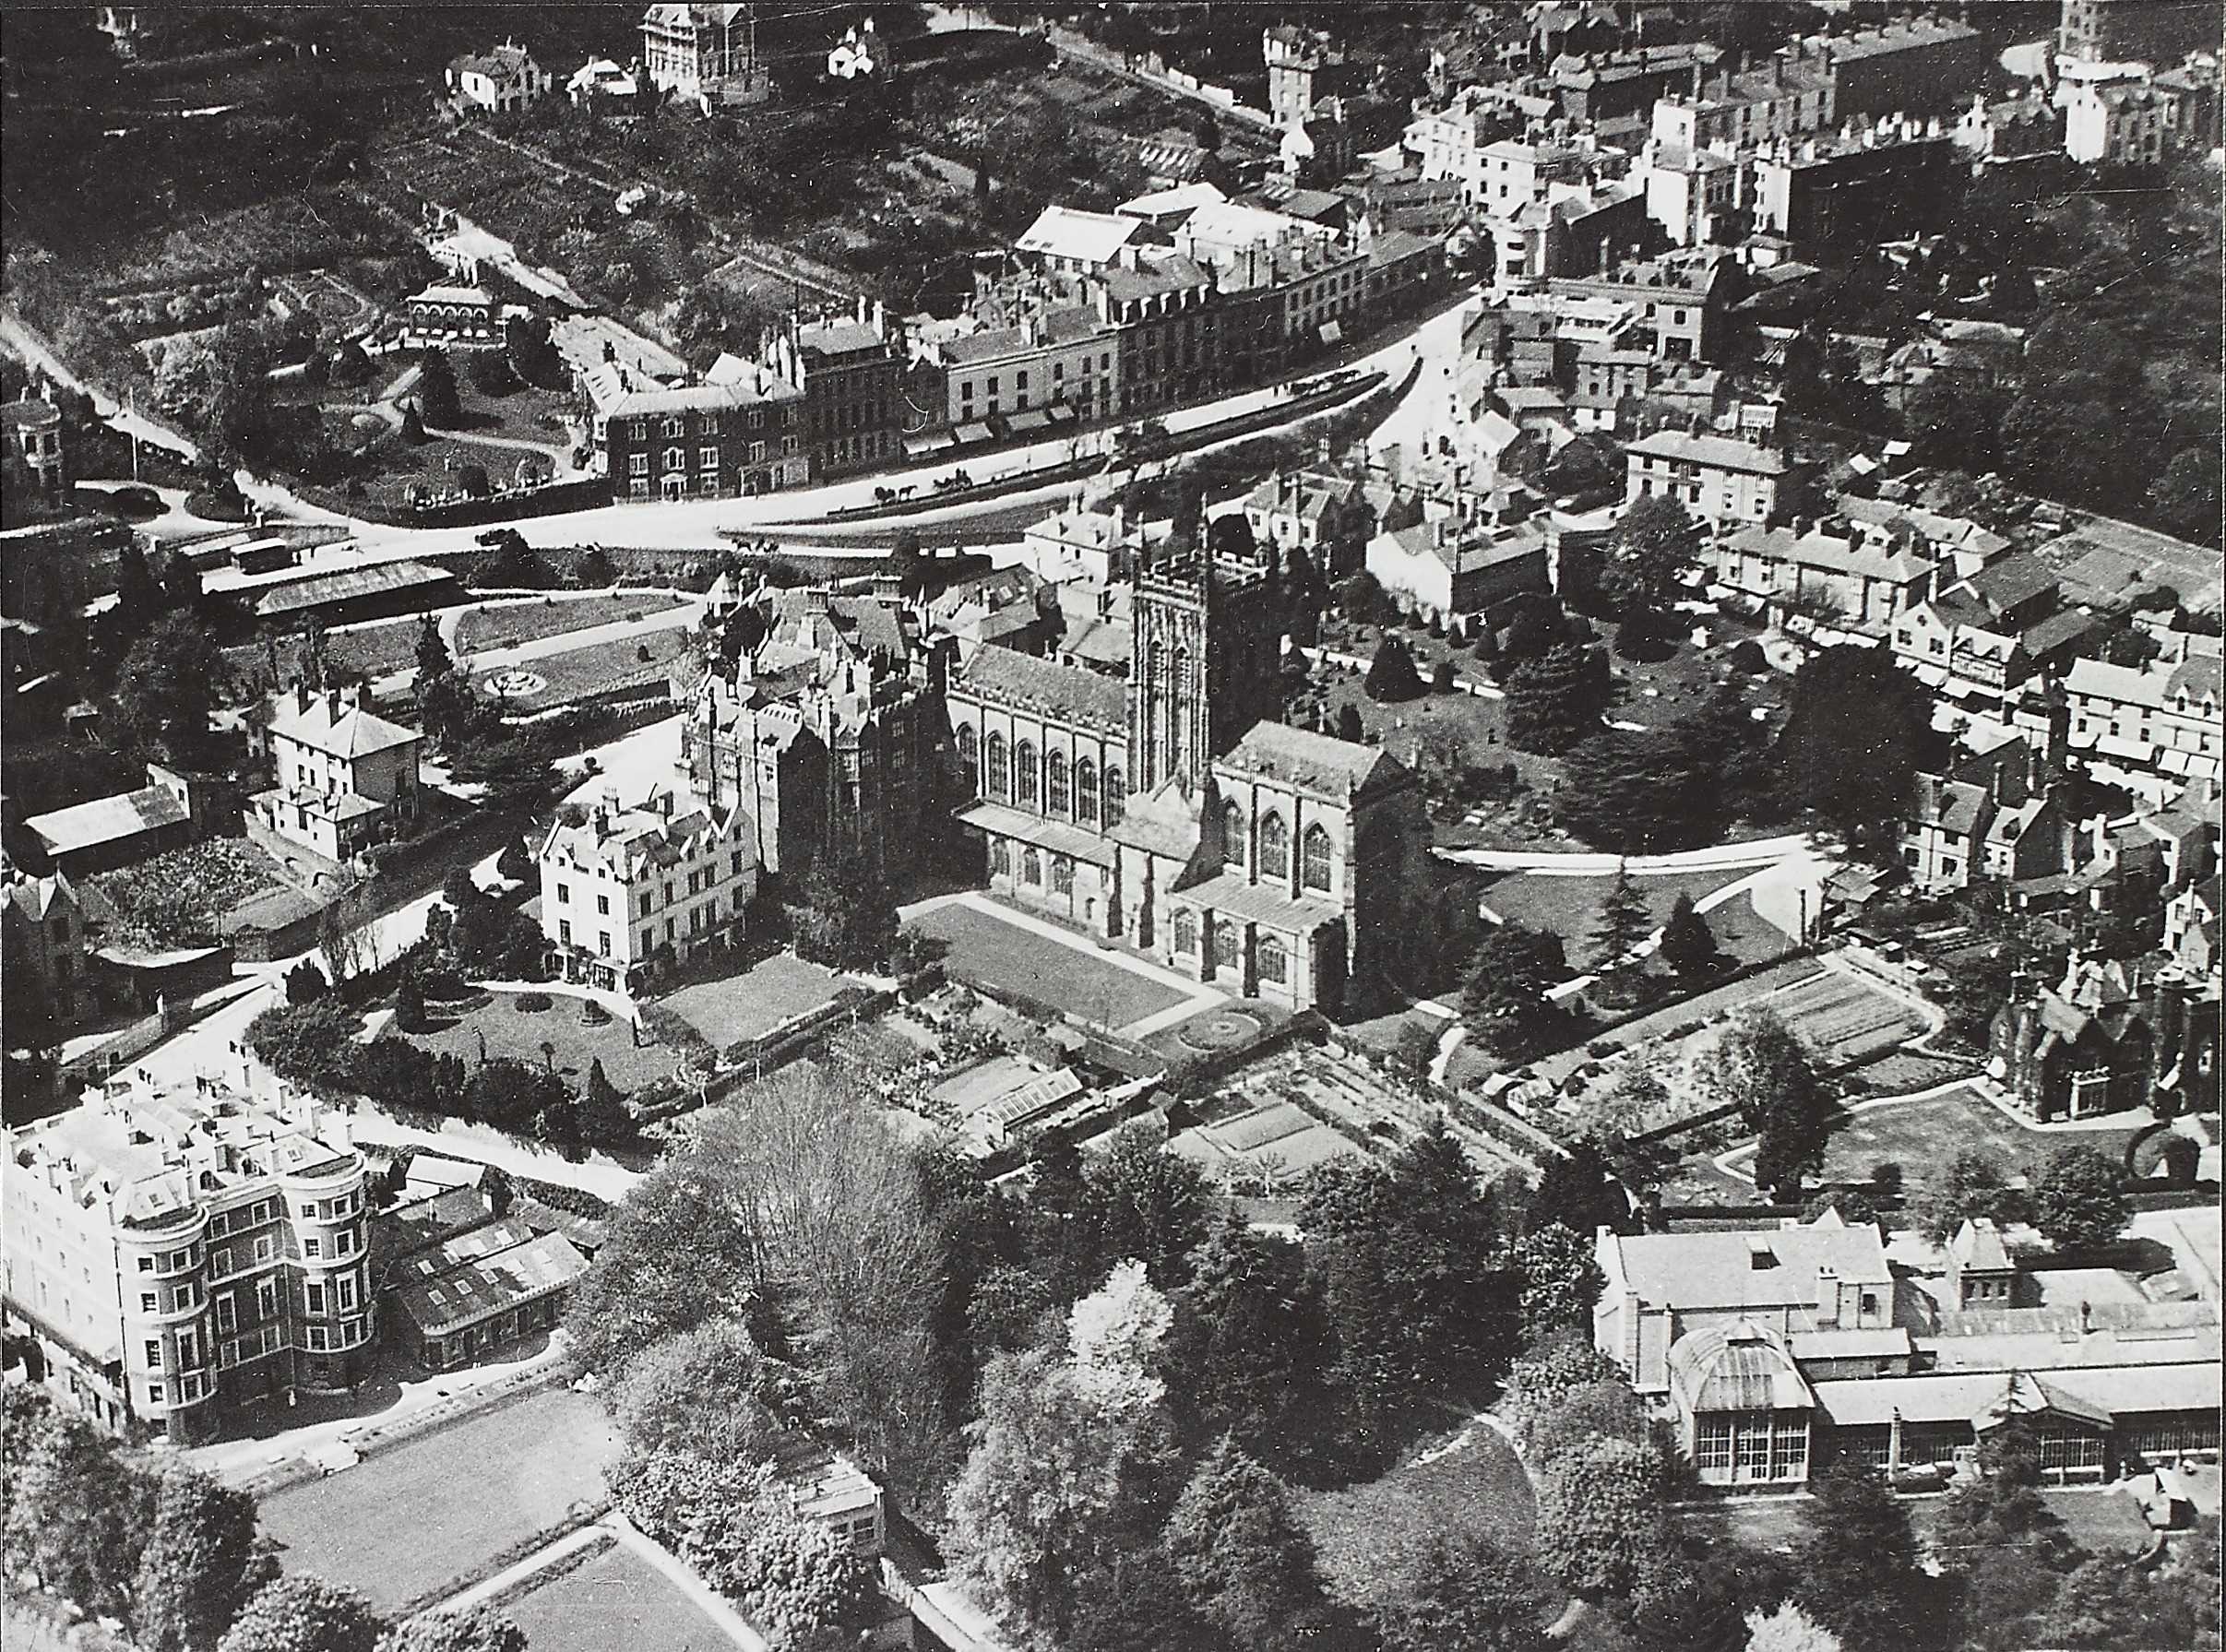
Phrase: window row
[
  {"left": 1219, "top": 800, "right": 1334, "bottom": 892},
  {"left": 1168, "top": 909, "right": 1292, "bottom": 985},
  {"left": 959, "top": 727, "right": 1124, "bottom": 828}
]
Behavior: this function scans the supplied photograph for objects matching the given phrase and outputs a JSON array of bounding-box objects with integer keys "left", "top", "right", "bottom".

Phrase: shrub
[{"left": 516, "top": 992, "right": 554, "bottom": 1012}]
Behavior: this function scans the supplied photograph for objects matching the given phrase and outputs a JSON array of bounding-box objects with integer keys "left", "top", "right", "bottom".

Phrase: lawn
[
  {"left": 474, "top": 631, "right": 692, "bottom": 711},
  {"left": 1481, "top": 867, "right": 1753, "bottom": 964},
  {"left": 446, "top": 382, "right": 577, "bottom": 449},
  {"left": 457, "top": 594, "right": 685, "bottom": 657},
  {"left": 504, "top": 1536, "right": 732, "bottom": 1652},
  {"left": 1772, "top": 1084, "right": 2148, "bottom": 1196},
  {"left": 257, "top": 1386, "right": 620, "bottom": 1610},
  {"left": 1297, "top": 1420, "right": 1541, "bottom": 1610},
  {"left": 909, "top": 899, "right": 1193, "bottom": 1031},
  {"left": 1681, "top": 1483, "right": 2153, "bottom": 1559},
  {"left": 657, "top": 951, "right": 853, "bottom": 1051},
  {"left": 395, "top": 988, "right": 675, "bottom": 1094}
]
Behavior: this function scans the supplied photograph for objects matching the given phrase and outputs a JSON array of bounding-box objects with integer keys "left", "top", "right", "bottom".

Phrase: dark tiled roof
[
  {"left": 955, "top": 647, "right": 1125, "bottom": 735},
  {"left": 1217, "top": 722, "right": 1403, "bottom": 801}
]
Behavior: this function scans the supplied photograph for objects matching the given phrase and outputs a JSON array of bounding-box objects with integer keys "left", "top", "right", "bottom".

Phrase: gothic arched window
[
  {"left": 956, "top": 724, "right": 980, "bottom": 793},
  {"left": 1256, "top": 933, "right": 1289, "bottom": 985},
  {"left": 1103, "top": 769, "right": 1125, "bottom": 827},
  {"left": 1173, "top": 909, "right": 1197, "bottom": 954},
  {"left": 1258, "top": 812, "right": 1289, "bottom": 880},
  {"left": 985, "top": 732, "right": 1008, "bottom": 799},
  {"left": 1075, "top": 758, "right": 1100, "bottom": 825},
  {"left": 1220, "top": 801, "right": 1246, "bottom": 869},
  {"left": 1015, "top": 741, "right": 1038, "bottom": 808},
  {"left": 1046, "top": 751, "right": 1068, "bottom": 816},
  {"left": 1302, "top": 824, "right": 1333, "bottom": 892}
]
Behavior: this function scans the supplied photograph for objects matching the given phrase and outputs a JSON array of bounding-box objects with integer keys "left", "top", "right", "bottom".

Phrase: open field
[
  {"left": 657, "top": 951, "right": 853, "bottom": 1051},
  {"left": 1299, "top": 1420, "right": 1541, "bottom": 1610},
  {"left": 503, "top": 1536, "right": 732, "bottom": 1652},
  {"left": 909, "top": 899, "right": 1193, "bottom": 1031},
  {"left": 257, "top": 1386, "right": 620, "bottom": 1610},
  {"left": 458, "top": 594, "right": 685, "bottom": 656},
  {"left": 394, "top": 988, "right": 674, "bottom": 1094}
]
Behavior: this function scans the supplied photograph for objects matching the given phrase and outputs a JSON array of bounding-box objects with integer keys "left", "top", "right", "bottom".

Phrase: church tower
[{"left": 1126, "top": 544, "right": 1282, "bottom": 795}]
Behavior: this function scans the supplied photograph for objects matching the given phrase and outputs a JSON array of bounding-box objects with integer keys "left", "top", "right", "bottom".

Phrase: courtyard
[
  {"left": 907, "top": 897, "right": 1201, "bottom": 1033},
  {"left": 256, "top": 1385, "right": 620, "bottom": 1611},
  {"left": 657, "top": 951, "right": 858, "bottom": 1052},
  {"left": 395, "top": 987, "right": 675, "bottom": 1095}
]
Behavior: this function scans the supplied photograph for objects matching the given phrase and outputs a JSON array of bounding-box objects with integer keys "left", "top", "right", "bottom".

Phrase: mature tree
[
  {"left": 609, "top": 1446, "right": 777, "bottom": 1554},
  {"left": 1497, "top": 1337, "right": 1640, "bottom": 1456},
  {"left": 286, "top": 958, "right": 331, "bottom": 1004},
  {"left": 494, "top": 837, "right": 533, "bottom": 884},
  {"left": 888, "top": 527, "right": 927, "bottom": 595},
  {"left": 609, "top": 1320, "right": 791, "bottom": 1467},
  {"left": 1603, "top": 493, "right": 1701, "bottom": 614},
  {"left": 1162, "top": 1440, "right": 1330, "bottom": 1652},
  {"left": 577, "top": 1057, "right": 632, "bottom": 1144},
  {"left": 1745, "top": 1601, "right": 1844, "bottom": 1652},
  {"left": 1194, "top": 106, "right": 1222, "bottom": 152},
  {"left": 1776, "top": 647, "right": 1936, "bottom": 850},
  {"left": 2029, "top": 1146, "right": 2128, "bottom": 1252},
  {"left": 1556, "top": 727, "right": 1708, "bottom": 853},
  {"left": 1590, "top": 863, "right": 1652, "bottom": 969},
  {"left": 686, "top": 1068, "right": 951, "bottom": 1498},
  {"left": 574, "top": 544, "right": 617, "bottom": 589},
  {"left": 412, "top": 613, "right": 452, "bottom": 690},
  {"left": 1506, "top": 641, "right": 1609, "bottom": 755},
  {"left": 1658, "top": 891, "right": 1719, "bottom": 982},
  {"left": 1696, "top": 1007, "right": 1838, "bottom": 1203},
  {"left": 2147, "top": 446, "right": 2221, "bottom": 546},
  {"left": 1792, "top": 1463, "right": 1928, "bottom": 1652},
  {"left": 1067, "top": 1259, "right": 1174, "bottom": 1415},
  {"left": 1164, "top": 1217, "right": 1334, "bottom": 1472},
  {"left": 415, "top": 350, "right": 461, "bottom": 428},
  {"left": 216, "top": 1578, "right": 387, "bottom": 1652},
  {"left": 1084, "top": 1121, "right": 1212, "bottom": 1289},
  {"left": 474, "top": 530, "right": 554, "bottom": 590},
  {"left": 10, "top": 1408, "right": 161, "bottom": 1615},
  {"left": 1526, "top": 1136, "right": 1626, "bottom": 1239},
  {"left": 132, "top": 1464, "right": 278, "bottom": 1652},
  {"left": 1365, "top": 633, "right": 1425, "bottom": 701},
  {"left": 562, "top": 1152, "right": 763, "bottom": 1379},
  {"left": 1068, "top": 1550, "right": 1219, "bottom": 1652},
  {"left": 1914, "top": 1148, "right": 2023, "bottom": 1245},
  {"left": 1376, "top": 1536, "right": 1551, "bottom": 1652},
  {"left": 1511, "top": 1223, "right": 1604, "bottom": 1337},
  {"left": 688, "top": 1497, "right": 876, "bottom": 1649},
  {"left": 1462, "top": 921, "right": 1570, "bottom": 1062},
  {"left": 1627, "top": 1539, "right": 1758, "bottom": 1652},
  {"left": 789, "top": 848, "right": 900, "bottom": 971},
  {"left": 1337, "top": 701, "right": 1365, "bottom": 743},
  {"left": 111, "top": 611, "right": 224, "bottom": 768},
  {"left": 375, "top": 1609, "right": 527, "bottom": 1652},
  {"left": 1533, "top": 1436, "right": 1666, "bottom": 1600},
  {"left": 942, "top": 1344, "right": 1179, "bottom": 1647}
]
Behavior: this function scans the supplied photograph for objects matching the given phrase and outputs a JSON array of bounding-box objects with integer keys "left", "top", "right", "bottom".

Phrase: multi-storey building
[
  {"left": 1553, "top": 43, "right": 1719, "bottom": 127},
  {"left": 248, "top": 685, "right": 423, "bottom": 864},
  {"left": 1627, "top": 428, "right": 1806, "bottom": 529},
  {"left": 588, "top": 363, "right": 808, "bottom": 502},
  {"left": 539, "top": 786, "right": 757, "bottom": 993},
  {"left": 683, "top": 583, "right": 946, "bottom": 884},
  {"left": 766, "top": 306, "right": 905, "bottom": 478},
  {"left": 1992, "top": 955, "right": 2218, "bottom": 1122},
  {"left": 1953, "top": 88, "right": 2067, "bottom": 165},
  {"left": 2065, "top": 641, "right": 2224, "bottom": 792},
  {"left": 1100, "top": 254, "right": 1220, "bottom": 416},
  {"left": 640, "top": 1, "right": 768, "bottom": 105},
  {"left": 926, "top": 303, "right": 1118, "bottom": 431},
  {"left": 1750, "top": 121, "right": 1959, "bottom": 253},
  {"left": 2, "top": 870, "right": 113, "bottom": 1025},
  {"left": 2059, "top": 0, "right": 2221, "bottom": 66},
  {"left": 4, "top": 1069, "right": 373, "bottom": 1444},
  {"left": 444, "top": 42, "right": 551, "bottom": 114},
  {"left": 1709, "top": 516, "right": 1930, "bottom": 630},
  {"left": 1816, "top": 18, "right": 1986, "bottom": 119},
  {"left": 1548, "top": 245, "right": 1742, "bottom": 362},
  {"left": 1650, "top": 53, "right": 1836, "bottom": 155},
  {"left": 2065, "top": 70, "right": 2194, "bottom": 165},
  {"left": 399, "top": 283, "right": 505, "bottom": 351},
  {"left": 945, "top": 543, "right": 1463, "bottom": 1012}
]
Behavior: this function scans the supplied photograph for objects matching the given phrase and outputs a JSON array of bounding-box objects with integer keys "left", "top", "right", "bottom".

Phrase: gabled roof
[
  {"left": 1625, "top": 428, "right": 1791, "bottom": 476},
  {"left": 1015, "top": 206, "right": 1155, "bottom": 267},
  {"left": 1949, "top": 1217, "right": 2014, "bottom": 1273},
  {"left": 265, "top": 692, "right": 421, "bottom": 761},
  {"left": 1215, "top": 722, "right": 1404, "bottom": 802},
  {"left": 954, "top": 647, "right": 1126, "bottom": 737},
  {"left": 25, "top": 786, "right": 190, "bottom": 859},
  {"left": 1602, "top": 1217, "right": 1892, "bottom": 1313}
]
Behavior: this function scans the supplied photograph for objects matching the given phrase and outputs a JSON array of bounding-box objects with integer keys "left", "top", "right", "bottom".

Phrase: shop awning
[
  {"left": 903, "top": 431, "right": 958, "bottom": 457},
  {"left": 1045, "top": 403, "right": 1078, "bottom": 423},
  {"left": 954, "top": 421, "right": 995, "bottom": 446},
  {"left": 1006, "top": 408, "right": 1053, "bottom": 433},
  {"left": 1319, "top": 320, "right": 1343, "bottom": 344}
]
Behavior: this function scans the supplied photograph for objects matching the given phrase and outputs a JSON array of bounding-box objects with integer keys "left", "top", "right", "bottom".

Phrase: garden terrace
[{"left": 387, "top": 988, "right": 674, "bottom": 1096}]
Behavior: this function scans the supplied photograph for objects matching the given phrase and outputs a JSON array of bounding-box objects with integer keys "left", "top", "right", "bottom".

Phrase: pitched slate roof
[
  {"left": 265, "top": 693, "right": 421, "bottom": 761},
  {"left": 955, "top": 647, "right": 1126, "bottom": 736},
  {"left": 1604, "top": 1217, "right": 1892, "bottom": 1312},
  {"left": 25, "top": 785, "right": 191, "bottom": 859},
  {"left": 1625, "top": 429, "right": 1791, "bottom": 476},
  {"left": 1216, "top": 722, "right": 1404, "bottom": 802}
]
